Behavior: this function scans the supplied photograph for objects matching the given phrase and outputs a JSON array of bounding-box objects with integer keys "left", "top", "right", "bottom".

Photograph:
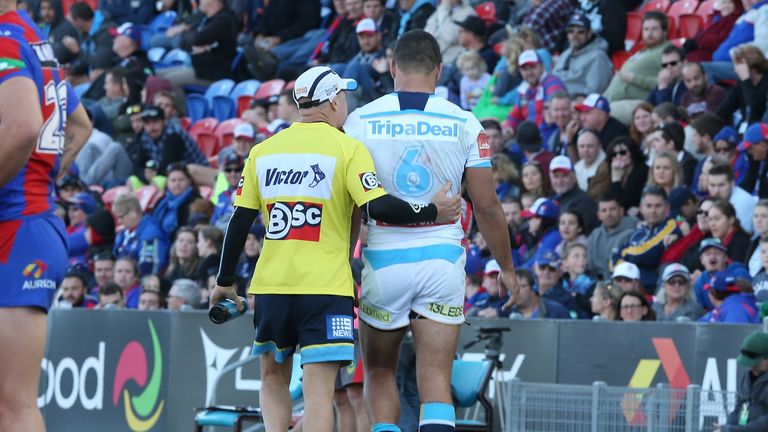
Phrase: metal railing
[{"left": 505, "top": 379, "right": 737, "bottom": 432}]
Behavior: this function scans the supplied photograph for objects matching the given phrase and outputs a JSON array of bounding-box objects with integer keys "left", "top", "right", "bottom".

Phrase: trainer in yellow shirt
[{"left": 210, "top": 66, "right": 461, "bottom": 432}]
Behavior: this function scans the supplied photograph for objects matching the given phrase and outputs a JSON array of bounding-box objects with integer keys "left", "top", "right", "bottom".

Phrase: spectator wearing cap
[
  {"left": 37, "top": 0, "right": 81, "bottom": 64},
  {"left": 74, "top": 124, "right": 133, "bottom": 186},
  {"left": 693, "top": 237, "right": 751, "bottom": 310},
  {"left": 397, "top": 0, "right": 436, "bottom": 36},
  {"left": 455, "top": 15, "right": 498, "bottom": 73},
  {"left": 711, "top": 126, "right": 749, "bottom": 186},
  {"left": 504, "top": 268, "right": 570, "bottom": 319},
  {"left": 112, "top": 193, "right": 170, "bottom": 276},
  {"left": 679, "top": 63, "right": 727, "bottom": 120},
  {"left": 211, "top": 153, "right": 245, "bottom": 231},
  {"left": 64, "top": 3, "right": 117, "bottom": 80},
  {"left": 718, "top": 332, "right": 768, "bottom": 431},
  {"left": 521, "top": 0, "right": 574, "bottom": 52},
  {"left": 139, "top": 105, "right": 209, "bottom": 173},
  {"left": 646, "top": 45, "right": 688, "bottom": 108},
  {"left": 613, "top": 186, "right": 682, "bottom": 295},
  {"left": 156, "top": 0, "right": 237, "bottom": 87},
  {"left": 576, "top": 94, "right": 629, "bottom": 151},
  {"left": 514, "top": 121, "right": 554, "bottom": 172},
  {"left": 218, "top": 123, "right": 256, "bottom": 168},
  {"left": 611, "top": 261, "right": 642, "bottom": 293},
  {"left": 503, "top": 50, "right": 566, "bottom": 135},
  {"left": 549, "top": 155, "right": 599, "bottom": 232},
  {"left": 708, "top": 162, "right": 756, "bottom": 234},
  {"left": 652, "top": 264, "right": 704, "bottom": 322},
  {"left": 533, "top": 251, "right": 587, "bottom": 318},
  {"left": 64, "top": 192, "right": 103, "bottom": 265},
  {"left": 112, "top": 23, "right": 153, "bottom": 97},
  {"left": 699, "top": 269, "right": 759, "bottom": 323},
  {"left": 343, "top": 18, "right": 392, "bottom": 111},
  {"left": 603, "top": 11, "right": 672, "bottom": 123},
  {"left": 56, "top": 174, "right": 87, "bottom": 202},
  {"left": 466, "top": 259, "right": 508, "bottom": 318},
  {"left": 520, "top": 198, "right": 561, "bottom": 270},
  {"left": 587, "top": 194, "right": 638, "bottom": 279},
  {"left": 574, "top": 128, "right": 609, "bottom": 200},
  {"left": 423, "top": 0, "right": 474, "bottom": 66},
  {"left": 740, "top": 124, "right": 768, "bottom": 198},
  {"left": 552, "top": 12, "right": 612, "bottom": 95}
]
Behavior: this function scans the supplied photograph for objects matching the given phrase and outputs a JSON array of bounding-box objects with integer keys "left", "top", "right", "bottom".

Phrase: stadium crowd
[{"left": 28, "top": 0, "right": 768, "bottom": 326}]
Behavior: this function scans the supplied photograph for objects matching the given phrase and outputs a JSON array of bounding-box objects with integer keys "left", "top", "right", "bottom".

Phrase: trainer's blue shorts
[
  {"left": 0, "top": 213, "right": 68, "bottom": 312},
  {"left": 251, "top": 294, "right": 355, "bottom": 366}
]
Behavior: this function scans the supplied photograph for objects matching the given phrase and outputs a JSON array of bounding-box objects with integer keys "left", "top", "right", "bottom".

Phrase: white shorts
[{"left": 360, "top": 244, "right": 466, "bottom": 330}]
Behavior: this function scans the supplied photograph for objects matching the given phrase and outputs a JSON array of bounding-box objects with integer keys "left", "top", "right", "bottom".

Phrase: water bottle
[{"left": 209, "top": 297, "right": 247, "bottom": 324}]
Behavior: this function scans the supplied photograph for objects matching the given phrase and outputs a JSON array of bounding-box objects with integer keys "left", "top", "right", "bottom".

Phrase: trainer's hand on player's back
[
  {"left": 209, "top": 285, "right": 241, "bottom": 310},
  {"left": 431, "top": 182, "right": 461, "bottom": 224}
]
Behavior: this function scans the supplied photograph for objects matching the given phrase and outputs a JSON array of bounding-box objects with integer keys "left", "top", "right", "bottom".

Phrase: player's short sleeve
[
  {"left": 346, "top": 139, "right": 387, "bottom": 206},
  {"left": 464, "top": 114, "right": 492, "bottom": 169},
  {"left": 0, "top": 36, "right": 34, "bottom": 84},
  {"left": 65, "top": 81, "right": 80, "bottom": 116},
  {"left": 233, "top": 149, "right": 261, "bottom": 210}
]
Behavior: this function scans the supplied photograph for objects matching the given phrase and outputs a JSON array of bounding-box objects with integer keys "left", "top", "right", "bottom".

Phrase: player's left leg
[
  {"left": 410, "top": 319, "right": 461, "bottom": 432},
  {"left": 0, "top": 307, "right": 47, "bottom": 432},
  {"left": 304, "top": 362, "right": 346, "bottom": 432}
]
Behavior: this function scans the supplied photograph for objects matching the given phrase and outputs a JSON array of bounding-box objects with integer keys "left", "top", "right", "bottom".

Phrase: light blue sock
[
  {"left": 419, "top": 402, "right": 455, "bottom": 431},
  {"left": 372, "top": 423, "right": 401, "bottom": 432}
]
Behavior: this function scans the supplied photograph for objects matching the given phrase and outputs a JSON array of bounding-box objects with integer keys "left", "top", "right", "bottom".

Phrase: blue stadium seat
[
  {"left": 147, "top": 47, "right": 166, "bottom": 63},
  {"left": 150, "top": 11, "right": 177, "bottom": 33},
  {"left": 230, "top": 79, "right": 260, "bottom": 100},
  {"left": 211, "top": 96, "right": 236, "bottom": 122},
  {"left": 204, "top": 79, "right": 235, "bottom": 106},
  {"left": 186, "top": 95, "right": 209, "bottom": 123},
  {"left": 452, "top": 359, "right": 494, "bottom": 432},
  {"left": 159, "top": 48, "right": 191, "bottom": 68}
]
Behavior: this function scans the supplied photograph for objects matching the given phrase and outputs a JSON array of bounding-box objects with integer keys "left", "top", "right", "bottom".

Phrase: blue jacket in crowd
[
  {"left": 614, "top": 218, "right": 681, "bottom": 293},
  {"left": 113, "top": 216, "right": 169, "bottom": 275},
  {"left": 693, "top": 262, "right": 751, "bottom": 310},
  {"left": 712, "top": 0, "right": 768, "bottom": 61},
  {"left": 523, "top": 229, "right": 561, "bottom": 270},
  {"left": 99, "top": 0, "right": 155, "bottom": 25},
  {"left": 699, "top": 293, "right": 760, "bottom": 324}
]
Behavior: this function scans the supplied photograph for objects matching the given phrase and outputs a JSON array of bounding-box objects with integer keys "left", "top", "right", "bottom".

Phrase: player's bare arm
[
  {"left": 465, "top": 167, "right": 519, "bottom": 301},
  {"left": 0, "top": 76, "right": 43, "bottom": 187},
  {"left": 59, "top": 103, "right": 92, "bottom": 178}
]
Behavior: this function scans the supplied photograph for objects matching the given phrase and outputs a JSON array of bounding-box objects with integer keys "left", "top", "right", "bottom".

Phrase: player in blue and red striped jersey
[{"left": 0, "top": 2, "right": 92, "bottom": 430}]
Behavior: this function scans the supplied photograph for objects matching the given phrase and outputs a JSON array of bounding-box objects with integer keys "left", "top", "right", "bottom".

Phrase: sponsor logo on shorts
[
  {"left": 327, "top": 315, "right": 353, "bottom": 340},
  {"left": 359, "top": 172, "right": 380, "bottom": 191},
  {"left": 265, "top": 201, "right": 323, "bottom": 241},
  {"left": 366, "top": 119, "right": 459, "bottom": 141},
  {"left": 360, "top": 302, "right": 391, "bottom": 323},
  {"left": 477, "top": 132, "right": 490, "bottom": 158},
  {"left": 22, "top": 260, "right": 56, "bottom": 290},
  {"left": 427, "top": 302, "right": 463, "bottom": 319}
]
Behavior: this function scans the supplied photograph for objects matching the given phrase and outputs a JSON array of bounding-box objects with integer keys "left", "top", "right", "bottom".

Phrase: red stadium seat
[
  {"left": 639, "top": 0, "right": 670, "bottom": 13},
  {"left": 102, "top": 186, "right": 131, "bottom": 210},
  {"left": 696, "top": 0, "right": 719, "bottom": 20},
  {"left": 188, "top": 117, "right": 219, "bottom": 138},
  {"left": 134, "top": 185, "right": 159, "bottom": 212},
  {"left": 666, "top": 16, "right": 678, "bottom": 39},
  {"left": 475, "top": 2, "right": 497, "bottom": 24},
  {"left": 678, "top": 14, "right": 704, "bottom": 39},
  {"left": 215, "top": 118, "right": 244, "bottom": 148},
  {"left": 667, "top": 0, "right": 698, "bottom": 19},
  {"left": 180, "top": 116, "right": 192, "bottom": 130},
  {"left": 625, "top": 12, "right": 643, "bottom": 51},
  {"left": 611, "top": 51, "right": 632, "bottom": 71},
  {"left": 237, "top": 96, "right": 253, "bottom": 117},
  {"left": 253, "top": 79, "right": 285, "bottom": 102},
  {"left": 196, "top": 133, "right": 221, "bottom": 158}
]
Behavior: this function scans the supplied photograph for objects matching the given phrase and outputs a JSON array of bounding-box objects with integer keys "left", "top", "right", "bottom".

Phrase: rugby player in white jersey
[{"left": 344, "top": 30, "right": 518, "bottom": 432}]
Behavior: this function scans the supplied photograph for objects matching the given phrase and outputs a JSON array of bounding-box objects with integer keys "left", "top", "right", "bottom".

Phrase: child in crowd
[{"left": 457, "top": 51, "right": 491, "bottom": 110}]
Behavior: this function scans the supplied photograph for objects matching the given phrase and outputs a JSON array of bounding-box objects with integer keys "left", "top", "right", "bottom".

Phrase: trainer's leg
[
  {"left": 410, "top": 319, "right": 461, "bottom": 432},
  {"left": 302, "top": 362, "right": 343, "bottom": 432},
  {"left": 0, "top": 307, "right": 47, "bottom": 432},
  {"left": 259, "top": 352, "right": 293, "bottom": 431},
  {"left": 333, "top": 388, "right": 356, "bottom": 432},
  {"left": 360, "top": 322, "right": 407, "bottom": 428}
]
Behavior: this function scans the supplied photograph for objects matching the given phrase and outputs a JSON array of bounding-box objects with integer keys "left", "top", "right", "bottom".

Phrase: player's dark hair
[{"left": 393, "top": 30, "right": 442, "bottom": 74}]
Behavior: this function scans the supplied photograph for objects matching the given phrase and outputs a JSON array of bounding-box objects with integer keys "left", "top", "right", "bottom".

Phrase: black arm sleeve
[
  {"left": 216, "top": 206, "right": 259, "bottom": 287},
  {"left": 364, "top": 195, "right": 438, "bottom": 225}
]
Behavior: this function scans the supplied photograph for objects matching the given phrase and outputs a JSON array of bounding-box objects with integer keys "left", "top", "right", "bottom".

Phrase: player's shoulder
[{"left": 425, "top": 96, "right": 480, "bottom": 123}]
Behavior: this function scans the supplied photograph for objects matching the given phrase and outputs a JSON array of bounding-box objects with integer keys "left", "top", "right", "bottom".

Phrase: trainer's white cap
[{"left": 293, "top": 66, "right": 358, "bottom": 109}]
